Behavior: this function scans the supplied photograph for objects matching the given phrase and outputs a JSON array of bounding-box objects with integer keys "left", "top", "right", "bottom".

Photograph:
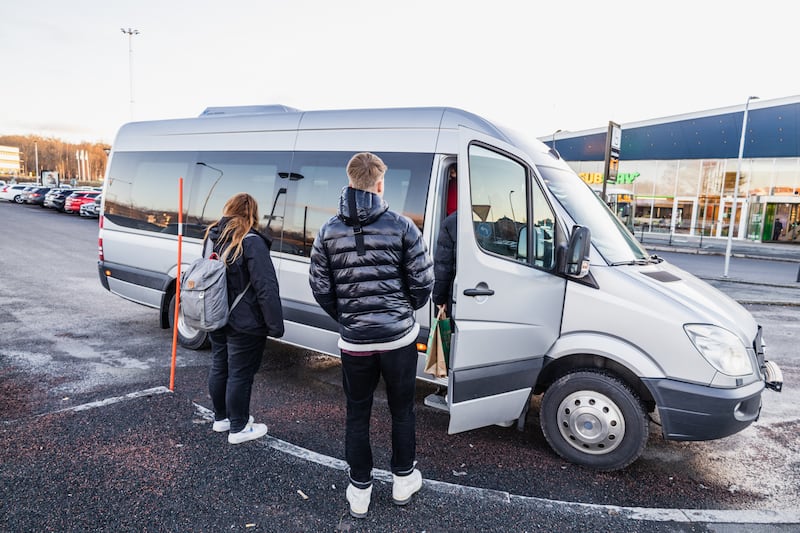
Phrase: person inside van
[
  {"left": 309, "top": 152, "right": 434, "bottom": 518},
  {"left": 205, "top": 193, "right": 284, "bottom": 445},
  {"left": 433, "top": 164, "right": 458, "bottom": 318}
]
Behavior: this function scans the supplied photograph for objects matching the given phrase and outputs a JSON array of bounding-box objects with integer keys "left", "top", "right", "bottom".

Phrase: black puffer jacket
[
  {"left": 432, "top": 211, "right": 457, "bottom": 309},
  {"left": 208, "top": 219, "right": 284, "bottom": 338},
  {"left": 309, "top": 187, "right": 434, "bottom": 347}
]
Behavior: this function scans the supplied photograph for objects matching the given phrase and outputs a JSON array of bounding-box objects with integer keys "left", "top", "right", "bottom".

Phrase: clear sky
[{"left": 2, "top": 0, "right": 797, "bottom": 145}]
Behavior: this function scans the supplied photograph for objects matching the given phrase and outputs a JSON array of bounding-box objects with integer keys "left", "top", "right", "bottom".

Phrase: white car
[
  {"left": 0, "top": 184, "right": 31, "bottom": 203},
  {"left": 79, "top": 196, "right": 101, "bottom": 218}
]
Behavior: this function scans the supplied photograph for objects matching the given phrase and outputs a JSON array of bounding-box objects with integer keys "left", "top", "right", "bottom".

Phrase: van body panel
[
  {"left": 547, "top": 330, "right": 665, "bottom": 379},
  {"left": 561, "top": 264, "right": 758, "bottom": 385},
  {"left": 643, "top": 377, "right": 764, "bottom": 440},
  {"left": 447, "top": 388, "right": 532, "bottom": 434},
  {"left": 630, "top": 262, "right": 757, "bottom": 342},
  {"left": 105, "top": 275, "right": 162, "bottom": 308},
  {"left": 113, "top": 116, "right": 301, "bottom": 152},
  {"left": 294, "top": 129, "right": 441, "bottom": 153},
  {"left": 451, "top": 358, "right": 542, "bottom": 403}
]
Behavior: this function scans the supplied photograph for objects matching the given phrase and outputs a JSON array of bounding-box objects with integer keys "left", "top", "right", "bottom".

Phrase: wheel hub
[{"left": 556, "top": 390, "right": 625, "bottom": 455}]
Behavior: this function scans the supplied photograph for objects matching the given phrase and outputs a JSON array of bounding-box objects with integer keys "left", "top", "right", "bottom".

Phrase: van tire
[
  {"left": 540, "top": 370, "right": 648, "bottom": 471},
  {"left": 168, "top": 292, "right": 210, "bottom": 350}
]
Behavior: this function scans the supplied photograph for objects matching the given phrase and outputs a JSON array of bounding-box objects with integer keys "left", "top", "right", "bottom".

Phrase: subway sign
[{"left": 579, "top": 172, "right": 639, "bottom": 185}]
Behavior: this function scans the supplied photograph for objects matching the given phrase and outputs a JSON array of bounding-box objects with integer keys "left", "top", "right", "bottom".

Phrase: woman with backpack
[{"left": 204, "top": 192, "right": 284, "bottom": 444}]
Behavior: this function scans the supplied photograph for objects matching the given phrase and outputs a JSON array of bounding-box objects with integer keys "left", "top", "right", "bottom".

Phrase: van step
[{"left": 423, "top": 393, "right": 449, "bottom": 412}]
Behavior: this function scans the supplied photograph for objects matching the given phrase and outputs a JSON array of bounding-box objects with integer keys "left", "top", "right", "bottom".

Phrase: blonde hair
[
  {"left": 204, "top": 193, "right": 260, "bottom": 263},
  {"left": 347, "top": 152, "right": 387, "bottom": 190}
]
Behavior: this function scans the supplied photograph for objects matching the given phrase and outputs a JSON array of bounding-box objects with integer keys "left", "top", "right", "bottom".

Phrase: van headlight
[{"left": 684, "top": 324, "right": 753, "bottom": 376}]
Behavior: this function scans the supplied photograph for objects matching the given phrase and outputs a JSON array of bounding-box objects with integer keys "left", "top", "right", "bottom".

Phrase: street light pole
[
  {"left": 551, "top": 129, "right": 562, "bottom": 149},
  {"left": 121, "top": 28, "right": 140, "bottom": 120},
  {"left": 723, "top": 95, "right": 759, "bottom": 278},
  {"left": 34, "top": 141, "right": 39, "bottom": 181}
]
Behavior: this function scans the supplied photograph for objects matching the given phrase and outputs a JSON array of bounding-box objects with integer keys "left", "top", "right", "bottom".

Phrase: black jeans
[
  {"left": 208, "top": 329, "right": 266, "bottom": 433},
  {"left": 341, "top": 342, "right": 418, "bottom": 486}
]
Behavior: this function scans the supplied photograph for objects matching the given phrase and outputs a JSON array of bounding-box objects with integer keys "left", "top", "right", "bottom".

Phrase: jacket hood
[{"left": 337, "top": 187, "right": 389, "bottom": 227}]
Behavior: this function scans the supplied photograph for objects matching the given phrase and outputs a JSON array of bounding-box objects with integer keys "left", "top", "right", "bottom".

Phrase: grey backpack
[{"left": 179, "top": 235, "right": 254, "bottom": 332}]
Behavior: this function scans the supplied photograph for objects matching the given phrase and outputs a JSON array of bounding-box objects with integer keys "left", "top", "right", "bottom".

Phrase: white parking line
[
  {"left": 1, "top": 386, "right": 173, "bottom": 425},
  {"left": 192, "top": 401, "right": 800, "bottom": 525}
]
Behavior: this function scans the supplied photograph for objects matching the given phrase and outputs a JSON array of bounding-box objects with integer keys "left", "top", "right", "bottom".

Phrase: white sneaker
[
  {"left": 392, "top": 469, "right": 422, "bottom": 505},
  {"left": 228, "top": 422, "right": 268, "bottom": 444},
  {"left": 346, "top": 483, "right": 372, "bottom": 518},
  {"left": 212, "top": 415, "right": 254, "bottom": 432}
]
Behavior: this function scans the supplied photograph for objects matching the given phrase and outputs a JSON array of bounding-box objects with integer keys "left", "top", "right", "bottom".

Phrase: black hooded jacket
[
  {"left": 309, "top": 187, "right": 434, "bottom": 348},
  {"left": 207, "top": 219, "right": 284, "bottom": 338}
]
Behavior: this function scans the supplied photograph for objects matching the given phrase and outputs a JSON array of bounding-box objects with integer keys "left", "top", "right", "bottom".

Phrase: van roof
[{"left": 111, "top": 105, "right": 520, "bottom": 154}]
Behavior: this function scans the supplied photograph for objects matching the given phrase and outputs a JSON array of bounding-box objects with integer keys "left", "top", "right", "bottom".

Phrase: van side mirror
[{"left": 561, "top": 225, "right": 591, "bottom": 278}]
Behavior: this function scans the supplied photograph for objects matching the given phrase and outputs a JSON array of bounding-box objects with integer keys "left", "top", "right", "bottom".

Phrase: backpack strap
[
  {"left": 202, "top": 237, "right": 214, "bottom": 259},
  {"left": 347, "top": 187, "right": 366, "bottom": 257}
]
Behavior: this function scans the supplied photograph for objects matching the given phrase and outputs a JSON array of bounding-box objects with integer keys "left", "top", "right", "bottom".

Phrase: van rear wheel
[
  {"left": 168, "top": 292, "right": 210, "bottom": 350},
  {"left": 540, "top": 370, "right": 647, "bottom": 471}
]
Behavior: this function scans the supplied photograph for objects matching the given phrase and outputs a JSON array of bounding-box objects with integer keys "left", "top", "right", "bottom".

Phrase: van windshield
[{"left": 538, "top": 163, "right": 649, "bottom": 264}]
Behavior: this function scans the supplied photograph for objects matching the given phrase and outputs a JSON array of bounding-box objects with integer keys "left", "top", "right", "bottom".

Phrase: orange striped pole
[{"left": 169, "top": 177, "right": 184, "bottom": 391}]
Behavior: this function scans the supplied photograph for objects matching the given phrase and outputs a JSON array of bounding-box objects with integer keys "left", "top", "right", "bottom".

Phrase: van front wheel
[
  {"left": 168, "top": 292, "right": 210, "bottom": 350},
  {"left": 540, "top": 370, "right": 648, "bottom": 471}
]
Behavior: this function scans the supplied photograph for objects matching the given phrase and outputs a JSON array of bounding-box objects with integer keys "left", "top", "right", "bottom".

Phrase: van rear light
[
  {"left": 98, "top": 237, "right": 104, "bottom": 261},
  {"left": 99, "top": 214, "right": 104, "bottom": 228}
]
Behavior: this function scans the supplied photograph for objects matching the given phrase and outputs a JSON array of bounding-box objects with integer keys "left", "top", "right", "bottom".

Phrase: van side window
[
  {"left": 188, "top": 152, "right": 291, "bottom": 238},
  {"left": 104, "top": 150, "right": 433, "bottom": 253},
  {"left": 468, "top": 145, "right": 555, "bottom": 270},
  {"left": 104, "top": 151, "right": 293, "bottom": 239},
  {"left": 283, "top": 152, "right": 433, "bottom": 257},
  {"left": 104, "top": 151, "right": 196, "bottom": 234}
]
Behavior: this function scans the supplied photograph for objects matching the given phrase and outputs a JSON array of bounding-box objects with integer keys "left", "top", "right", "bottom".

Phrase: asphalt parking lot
[{"left": 1, "top": 201, "right": 798, "bottom": 532}]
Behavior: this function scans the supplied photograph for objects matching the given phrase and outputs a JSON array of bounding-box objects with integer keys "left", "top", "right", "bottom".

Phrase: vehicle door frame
[{"left": 446, "top": 127, "right": 566, "bottom": 434}]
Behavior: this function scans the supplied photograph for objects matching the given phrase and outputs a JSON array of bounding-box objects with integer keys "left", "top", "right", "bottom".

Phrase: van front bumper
[{"left": 642, "top": 377, "right": 764, "bottom": 441}]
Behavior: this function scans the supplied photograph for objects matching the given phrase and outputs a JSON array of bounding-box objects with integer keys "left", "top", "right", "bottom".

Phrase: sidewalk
[
  {"left": 639, "top": 232, "right": 800, "bottom": 306},
  {"left": 638, "top": 231, "right": 800, "bottom": 263}
]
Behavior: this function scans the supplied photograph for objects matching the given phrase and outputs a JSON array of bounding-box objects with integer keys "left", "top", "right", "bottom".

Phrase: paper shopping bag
[{"left": 425, "top": 307, "right": 451, "bottom": 378}]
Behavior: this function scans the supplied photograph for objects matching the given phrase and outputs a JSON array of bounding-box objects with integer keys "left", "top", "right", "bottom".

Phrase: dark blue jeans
[
  {"left": 341, "top": 342, "right": 418, "bottom": 486},
  {"left": 208, "top": 329, "right": 267, "bottom": 433}
]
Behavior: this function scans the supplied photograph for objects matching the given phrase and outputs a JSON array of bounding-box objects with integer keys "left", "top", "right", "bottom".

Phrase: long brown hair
[{"left": 203, "top": 193, "right": 260, "bottom": 264}]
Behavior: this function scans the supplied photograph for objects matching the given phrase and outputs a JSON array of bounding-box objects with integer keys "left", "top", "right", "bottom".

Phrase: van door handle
[{"left": 463, "top": 286, "right": 495, "bottom": 297}]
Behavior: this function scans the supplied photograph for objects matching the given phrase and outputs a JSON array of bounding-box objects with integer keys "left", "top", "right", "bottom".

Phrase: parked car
[
  {"left": 0, "top": 184, "right": 30, "bottom": 203},
  {"left": 15, "top": 186, "right": 38, "bottom": 204},
  {"left": 64, "top": 191, "right": 100, "bottom": 213},
  {"left": 80, "top": 195, "right": 101, "bottom": 218},
  {"left": 43, "top": 188, "right": 75, "bottom": 211},
  {"left": 24, "top": 187, "right": 53, "bottom": 207}
]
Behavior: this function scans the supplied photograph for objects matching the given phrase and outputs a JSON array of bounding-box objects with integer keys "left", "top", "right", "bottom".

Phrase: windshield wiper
[{"left": 610, "top": 257, "right": 656, "bottom": 266}]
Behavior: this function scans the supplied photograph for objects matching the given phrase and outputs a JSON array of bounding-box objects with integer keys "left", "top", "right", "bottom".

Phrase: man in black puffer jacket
[{"left": 309, "top": 152, "right": 433, "bottom": 519}]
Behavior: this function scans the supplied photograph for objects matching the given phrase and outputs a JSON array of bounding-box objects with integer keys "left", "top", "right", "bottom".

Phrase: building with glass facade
[
  {"left": 0, "top": 145, "right": 21, "bottom": 177},
  {"left": 549, "top": 95, "right": 800, "bottom": 244}
]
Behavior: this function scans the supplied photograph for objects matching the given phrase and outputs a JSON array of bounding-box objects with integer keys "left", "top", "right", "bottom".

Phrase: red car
[{"left": 64, "top": 191, "right": 101, "bottom": 214}]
